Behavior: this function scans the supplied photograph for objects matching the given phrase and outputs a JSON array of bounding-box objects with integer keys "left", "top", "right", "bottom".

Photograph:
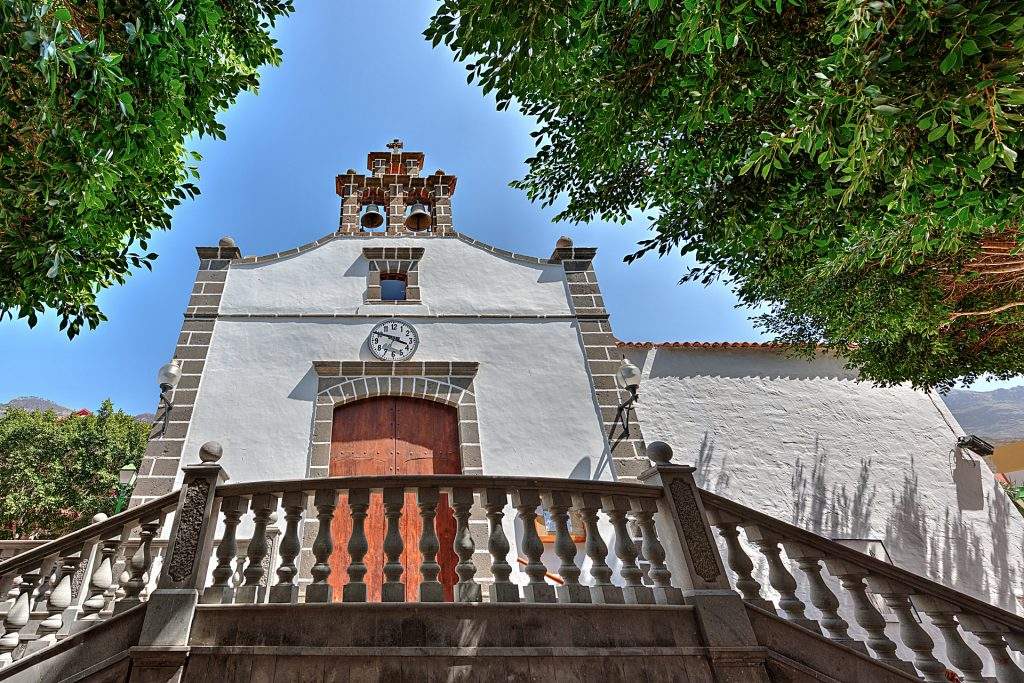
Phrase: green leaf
[
  {"left": 940, "top": 49, "right": 959, "bottom": 74},
  {"left": 55, "top": 7, "right": 72, "bottom": 23},
  {"left": 648, "top": 0, "right": 663, "bottom": 10}
]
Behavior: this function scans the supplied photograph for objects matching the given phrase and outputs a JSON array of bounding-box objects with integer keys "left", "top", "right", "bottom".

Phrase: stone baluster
[
  {"left": 512, "top": 489, "right": 555, "bottom": 603},
  {"left": 0, "top": 573, "right": 18, "bottom": 612},
  {"left": 452, "top": 487, "right": 481, "bottom": 603},
  {"left": 201, "top": 496, "right": 246, "bottom": 605},
  {"left": 782, "top": 542, "right": 860, "bottom": 650},
  {"left": 75, "top": 534, "right": 120, "bottom": 630},
  {"left": 969, "top": 628, "right": 1024, "bottom": 683},
  {"left": 343, "top": 489, "right": 370, "bottom": 603},
  {"left": 416, "top": 488, "right": 443, "bottom": 602},
  {"left": 861, "top": 576, "right": 946, "bottom": 681},
  {"left": 481, "top": 488, "right": 518, "bottom": 603},
  {"left": 824, "top": 561, "right": 909, "bottom": 672},
  {"left": 970, "top": 624, "right": 1024, "bottom": 683},
  {"left": 914, "top": 598, "right": 992, "bottom": 683},
  {"left": 114, "top": 518, "right": 160, "bottom": 614},
  {"left": 631, "top": 497, "right": 683, "bottom": 605},
  {"left": 743, "top": 526, "right": 818, "bottom": 632},
  {"left": 573, "top": 492, "right": 622, "bottom": 604},
  {"left": 30, "top": 552, "right": 82, "bottom": 652},
  {"left": 31, "top": 556, "right": 58, "bottom": 617},
  {"left": 381, "top": 487, "right": 406, "bottom": 602},
  {"left": 605, "top": 495, "right": 653, "bottom": 605},
  {"left": 236, "top": 494, "right": 279, "bottom": 604},
  {"left": 706, "top": 509, "right": 774, "bottom": 612},
  {"left": 306, "top": 489, "right": 338, "bottom": 603},
  {"left": 541, "top": 491, "right": 589, "bottom": 604},
  {"left": 270, "top": 491, "right": 307, "bottom": 604},
  {"left": 0, "top": 573, "right": 38, "bottom": 668}
]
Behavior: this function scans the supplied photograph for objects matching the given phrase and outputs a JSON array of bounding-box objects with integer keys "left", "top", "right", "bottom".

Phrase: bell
[
  {"left": 404, "top": 203, "right": 431, "bottom": 231},
  {"left": 360, "top": 204, "right": 385, "bottom": 230}
]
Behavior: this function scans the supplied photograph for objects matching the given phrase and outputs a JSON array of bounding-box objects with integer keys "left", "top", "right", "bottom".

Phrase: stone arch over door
[{"left": 308, "top": 361, "right": 481, "bottom": 477}]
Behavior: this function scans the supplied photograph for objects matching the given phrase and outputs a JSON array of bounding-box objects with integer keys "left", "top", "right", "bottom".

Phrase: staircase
[{"left": 0, "top": 442, "right": 1021, "bottom": 682}]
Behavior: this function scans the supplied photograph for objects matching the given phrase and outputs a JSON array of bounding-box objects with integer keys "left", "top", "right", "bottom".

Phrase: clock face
[{"left": 368, "top": 319, "right": 419, "bottom": 361}]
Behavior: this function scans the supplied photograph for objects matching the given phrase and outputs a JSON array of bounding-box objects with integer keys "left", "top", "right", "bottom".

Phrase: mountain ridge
[{"left": 944, "top": 386, "right": 1024, "bottom": 445}]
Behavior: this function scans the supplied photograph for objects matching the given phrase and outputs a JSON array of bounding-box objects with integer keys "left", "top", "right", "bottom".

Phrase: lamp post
[
  {"left": 614, "top": 357, "right": 642, "bottom": 437},
  {"left": 151, "top": 359, "right": 182, "bottom": 438},
  {"left": 114, "top": 463, "right": 138, "bottom": 514}
]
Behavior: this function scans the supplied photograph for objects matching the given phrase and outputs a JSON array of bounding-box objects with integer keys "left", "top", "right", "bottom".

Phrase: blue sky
[{"left": 0, "top": 1, "right": 1014, "bottom": 414}]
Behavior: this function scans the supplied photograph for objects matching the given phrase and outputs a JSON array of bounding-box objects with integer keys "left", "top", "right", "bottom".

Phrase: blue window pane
[{"left": 380, "top": 277, "right": 407, "bottom": 301}]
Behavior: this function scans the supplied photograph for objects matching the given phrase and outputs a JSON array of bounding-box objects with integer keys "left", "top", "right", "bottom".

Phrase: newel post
[
  {"left": 638, "top": 442, "right": 763, "bottom": 661},
  {"left": 129, "top": 442, "right": 228, "bottom": 683}
]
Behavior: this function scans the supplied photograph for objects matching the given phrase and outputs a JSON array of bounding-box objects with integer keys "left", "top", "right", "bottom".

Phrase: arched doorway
[{"left": 328, "top": 397, "right": 461, "bottom": 601}]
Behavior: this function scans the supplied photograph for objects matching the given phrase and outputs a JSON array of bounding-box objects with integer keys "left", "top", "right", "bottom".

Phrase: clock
[{"left": 368, "top": 319, "right": 419, "bottom": 361}]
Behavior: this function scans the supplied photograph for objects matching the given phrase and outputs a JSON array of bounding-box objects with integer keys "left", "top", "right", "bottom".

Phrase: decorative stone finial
[
  {"left": 199, "top": 441, "right": 223, "bottom": 463},
  {"left": 218, "top": 236, "right": 236, "bottom": 248},
  {"left": 647, "top": 441, "right": 673, "bottom": 465},
  {"left": 556, "top": 236, "right": 573, "bottom": 249},
  {"left": 92, "top": 513, "right": 109, "bottom": 524},
  {"left": 386, "top": 138, "right": 404, "bottom": 150},
  {"left": 346, "top": 168, "right": 357, "bottom": 175}
]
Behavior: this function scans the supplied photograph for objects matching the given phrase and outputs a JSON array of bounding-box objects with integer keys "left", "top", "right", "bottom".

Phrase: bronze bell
[
  {"left": 360, "top": 204, "right": 385, "bottom": 230},
  {"left": 404, "top": 203, "right": 431, "bottom": 231}
]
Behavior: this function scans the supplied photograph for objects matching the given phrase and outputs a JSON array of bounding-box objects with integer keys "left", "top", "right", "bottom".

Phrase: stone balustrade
[
  {"left": 10, "top": 438, "right": 1024, "bottom": 682},
  {"left": 0, "top": 497, "right": 178, "bottom": 669},
  {"left": 701, "top": 489, "right": 1024, "bottom": 682},
  {"left": 201, "top": 473, "right": 686, "bottom": 607}
]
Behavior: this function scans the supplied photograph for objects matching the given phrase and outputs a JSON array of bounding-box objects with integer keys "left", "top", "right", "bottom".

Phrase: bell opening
[
  {"left": 404, "top": 203, "right": 432, "bottom": 231},
  {"left": 360, "top": 204, "right": 385, "bottom": 232}
]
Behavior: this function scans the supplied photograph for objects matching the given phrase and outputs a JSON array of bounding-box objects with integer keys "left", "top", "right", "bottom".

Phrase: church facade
[{"left": 132, "top": 142, "right": 1024, "bottom": 616}]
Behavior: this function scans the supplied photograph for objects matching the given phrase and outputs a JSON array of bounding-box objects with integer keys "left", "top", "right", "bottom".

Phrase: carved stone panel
[
  {"left": 167, "top": 479, "right": 211, "bottom": 583},
  {"left": 669, "top": 480, "right": 721, "bottom": 583}
]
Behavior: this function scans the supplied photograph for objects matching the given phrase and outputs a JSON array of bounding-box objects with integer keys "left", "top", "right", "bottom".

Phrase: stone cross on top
[{"left": 334, "top": 140, "right": 457, "bottom": 235}]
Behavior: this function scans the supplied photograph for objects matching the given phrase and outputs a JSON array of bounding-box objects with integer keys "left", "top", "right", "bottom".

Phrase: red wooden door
[{"left": 329, "top": 397, "right": 461, "bottom": 601}]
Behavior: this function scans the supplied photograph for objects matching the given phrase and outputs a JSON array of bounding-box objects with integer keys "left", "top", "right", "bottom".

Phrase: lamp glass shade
[
  {"left": 615, "top": 358, "right": 642, "bottom": 389},
  {"left": 119, "top": 463, "right": 138, "bottom": 485},
  {"left": 156, "top": 360, "right": 182, "bottom": 388}
]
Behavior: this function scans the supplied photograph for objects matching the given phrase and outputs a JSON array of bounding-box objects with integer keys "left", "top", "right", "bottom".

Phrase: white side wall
[{"left": 629, "top": 346, "right": 1024, "bottom": 615}]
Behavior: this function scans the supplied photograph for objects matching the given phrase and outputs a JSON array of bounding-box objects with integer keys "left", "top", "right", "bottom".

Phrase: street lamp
[
  {"left": 613, "top": 357, "right": 642, "bottom": 437},
  {"left": 151, "top": 359, "right": 182, "bottom": 438},
  {"left": 115, "top": 463, "right": 137, "bottom": 513}
]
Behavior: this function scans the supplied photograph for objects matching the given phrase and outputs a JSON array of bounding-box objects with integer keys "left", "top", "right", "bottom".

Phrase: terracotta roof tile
[{"left": 615, "top": 341, "right": 793, "bottom": 349}]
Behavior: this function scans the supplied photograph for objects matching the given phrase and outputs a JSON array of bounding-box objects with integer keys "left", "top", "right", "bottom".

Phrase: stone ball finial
[
  {"left": 218, "top": 236, "right": 236, "bottom": 248},
  {"left": 647, "top": 441, "right": 674, "bottom": 465},
  {"left": 556, "top": 235, "right": 573, "bottom": 249},
  {"left": 92, "top": 513, "right": 109, "bottom": 524},
  {"left": 434, "top": 169, "right": 445, "bottom": 175},
  {"left": 346, "top": 168, "right": 357, "bottom": 175},
  {"left": 199, "top": 441, "right": 223, "bottom": 463},
  {"left": 268, "top": 512, "right": 279, "bottom": 524}
]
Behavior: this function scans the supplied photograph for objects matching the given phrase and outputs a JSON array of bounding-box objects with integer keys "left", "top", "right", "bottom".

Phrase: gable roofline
[{"left": 200, "top": 230, "right": 573, "bottom": 268}]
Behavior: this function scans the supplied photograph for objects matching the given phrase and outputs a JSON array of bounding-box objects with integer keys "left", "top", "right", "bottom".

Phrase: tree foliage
[
  {"left": 0, "top": 400, "right": 148, "bottom": 539},
  {"left": 427, "top": 0, "right": 1024, "bottom": 389},
  {"left": 1, "top": 0, "right": 292, "bottom": 337}
]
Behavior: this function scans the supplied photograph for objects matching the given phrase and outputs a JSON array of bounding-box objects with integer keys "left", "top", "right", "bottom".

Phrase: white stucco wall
[
  {"left": 218, "top": 237, "right": 572, "bottom": 317},
  {"left": 629, "top": 346, "right": 1024, "bottom": 616}
]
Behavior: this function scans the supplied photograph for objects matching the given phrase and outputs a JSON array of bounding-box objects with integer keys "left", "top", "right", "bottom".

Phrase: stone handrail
[
  {"left": 0, "top": 494, "right": 178, "bottom": 578},
  {"left": 700, "top": 489, "right": 1024, "bottom": 682}
]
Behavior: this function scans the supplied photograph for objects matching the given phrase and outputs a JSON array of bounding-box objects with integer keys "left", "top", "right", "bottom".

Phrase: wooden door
[{"left": 328, "top": 397, "right": 461, "bottom": 601}]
